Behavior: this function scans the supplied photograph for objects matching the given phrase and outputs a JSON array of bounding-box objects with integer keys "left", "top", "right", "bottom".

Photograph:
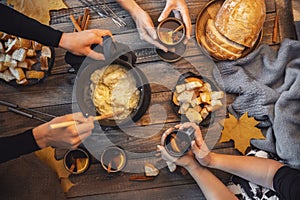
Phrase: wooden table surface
[{"left": 0, "top": 0, "right": 297, "bottom": 199}]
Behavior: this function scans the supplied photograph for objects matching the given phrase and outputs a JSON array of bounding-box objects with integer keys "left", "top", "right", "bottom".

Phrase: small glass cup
[
  {"left": 100, "top": 146, "right": 127, "bottom": 173},
  {"left": 63, "top": 148, "right": 90, "bottom": 175},
  {"left": 164, "top": 126, "right": 195, "bottom": 157}
]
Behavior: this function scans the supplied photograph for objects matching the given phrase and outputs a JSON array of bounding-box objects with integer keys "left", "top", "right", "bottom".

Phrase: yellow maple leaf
[
  {"left": 35, "top": 147, "right": 75, "bottom": 193},
  {"left": 220, "top": 112, "right": 265, "bottom": 155},
  {"left": 7, "top": 0, "right": 68, "bottom": 25}
]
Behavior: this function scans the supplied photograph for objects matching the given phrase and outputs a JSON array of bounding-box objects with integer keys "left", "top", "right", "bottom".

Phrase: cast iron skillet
[
  {"left": 75, "top": 52, "right": 151, "bottom": 129},
  {"left": 171, "top": 71, "right": 218, "bottom": 127}
]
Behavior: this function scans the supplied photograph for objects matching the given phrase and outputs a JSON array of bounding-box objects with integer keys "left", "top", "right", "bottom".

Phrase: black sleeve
[
  {"left": 0, "top": 3, "right": 63, "bottom": 47},
  {"left": 273, "top": 166, "right": 300, "bottom": 200},
  {"left": 0, "top": 129, "right": 40, "bottom": 163}
]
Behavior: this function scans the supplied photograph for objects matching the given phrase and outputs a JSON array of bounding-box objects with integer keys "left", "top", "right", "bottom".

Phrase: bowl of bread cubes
[
  {"left": 172, "top": 72, "right": 224, "bottom": 126},
  {"left": 196, "top": 0, "right": 266, "bottom": 61},
  {"left": 0, "top": 32, "right": 54, "bottom": 86}
]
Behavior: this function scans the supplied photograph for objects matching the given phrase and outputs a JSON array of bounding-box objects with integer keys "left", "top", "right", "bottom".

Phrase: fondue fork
[{"left": 49, "top": 111, "right": 123, "bottom": 129}]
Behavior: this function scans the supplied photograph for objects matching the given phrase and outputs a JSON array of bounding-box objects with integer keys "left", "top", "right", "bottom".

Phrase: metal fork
[{"left": 78, "top": 0, "right": 126, "bottom": 28}]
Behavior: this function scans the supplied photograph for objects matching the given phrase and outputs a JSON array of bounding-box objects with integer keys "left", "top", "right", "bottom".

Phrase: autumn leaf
[
  {"left": 7, "top": 0, "right": 68, "bottom": 25},
  {"left": 35, "top": 147, "right": 75, "bottom": 193},
  {"left": 220, "top": 112, "right": 265, "bottom": 155}
]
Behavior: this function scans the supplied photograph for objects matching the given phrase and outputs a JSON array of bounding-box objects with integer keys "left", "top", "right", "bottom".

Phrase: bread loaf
[
  {"left": 215, "top": 0, "right": 266, "bottom": 48},
  {"left": 206, "top": 19, "right": 245, "bottom": 54}
]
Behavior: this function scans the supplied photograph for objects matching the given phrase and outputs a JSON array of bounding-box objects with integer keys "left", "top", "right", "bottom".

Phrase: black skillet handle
[
  {"left": 65, "top": 36, "right": 112, "bottom": 72},
  {"left": 119, "top": 51, "right": 137, "bottom": 66}
]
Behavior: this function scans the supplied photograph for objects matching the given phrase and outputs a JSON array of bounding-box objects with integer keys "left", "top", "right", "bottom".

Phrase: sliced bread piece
[
  {"left": 0, "top": 62, "right": 8, "bottom": 72},
  {"left": 200, "top": 36, "right": 226, "bottom": 60},
  {"left": 41, "top": 46, "right": 51, "bottom": 58},
  {"left": 0, "top": 69, "right": 16, "bottom": 82},
  {"left": 26, "top": 70, "right": 45, "bottom": 79},
  {"left": 185, "top": 108, "right": 203, "bottom": 124},
  {"left": 9, "top": 67, "right": 25, "bottom": 81},
  {"left": 205, "top": 32, "right": 242, "bottom": 60},
  {"left": 16, "top": 78, "right": 28, "bottom": 85},
  {"left": 12, "top": 48, "right": 27, "bottom": 62},
  {"left": 32, "top": 41, "right": 42, "bottom": 51},
  {"left": 206, "top": 19, "right": 245, "bottom": 54},
  {"left": 18, "top": 38, "right": 32, "bottom": 49},
  {"left": 40, "top": 56, "right": 49, "bottom": 70},
  {"left": 0, "top": 42, "right": 4, "bottom": 53}
]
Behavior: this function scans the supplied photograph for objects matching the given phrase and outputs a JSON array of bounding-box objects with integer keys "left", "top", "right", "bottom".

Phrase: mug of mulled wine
[
  {"left": 156, "top": 17, "right": 186, "bottom": 62},
  {"left": 100, "top": 146, "right": 127, "bottom": 173},
  {"left": 63, "top": 148, "right": 90, "bottom": 175},
  {"left": 157, "top": 17, "right": 186, "bottom": 47},
  {"left": 164, "top": 126, "right": 195, "bottom": 157}
]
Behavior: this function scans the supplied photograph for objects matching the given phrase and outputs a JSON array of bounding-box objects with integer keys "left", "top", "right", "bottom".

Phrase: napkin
[{"left": 213, "top": 39, "right": 300, "bottom": 169}]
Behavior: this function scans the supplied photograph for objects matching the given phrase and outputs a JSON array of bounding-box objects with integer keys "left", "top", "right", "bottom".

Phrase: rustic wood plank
[
  {"left": 276, "top": 0, "right": 297, "bottom": 40},
  {"left": 0, "top": 104, "right": 72, "bottom": 136},
  {"left": 0, "top": 1, "right": 296, "bottom": 199},
  {"left": 0, "top": 73, "right": 76, "bottom": 112},
  {"left": 65, "top": 146, "right": 237, "bottom": 198},
  {"left": 69, "top": 184, "right": 206, "bottom": 200},
  {"left": 0, "top": 53, "right": 221, "bottom": 111},
  {"left": 50, "top": 12, "right": 285, "bottom": 75},
  {"left": 50, "top": 0, "right": 276, "bottom": 26}
]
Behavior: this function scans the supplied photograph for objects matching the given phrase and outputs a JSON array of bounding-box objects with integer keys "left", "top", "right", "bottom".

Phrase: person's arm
[
  {"left": 158, "top": 125, "right": 237, "bottom": 200},
  {"left": 0, "top": 112, "right": 94, "bottom": 163},
  {"left": 0, "top": 3, "right": 62, "bottom": 47},
  {"left": 58, "top": 29, "right": 112, "bottom": 60},
  {"left": 185, "top": 159, "right": 238, "bottom": 200},
  {"left": 206, "top": 153, "right": 284, "bottom": 190},
  {"left": 0, "top": 129, "right": 40, "bottom": 163},
  {"left": 32, "top": 112, "right": 94, "bottom": 149},
  {"left": 273, "top": 166, "right": 300, "bottom": 200},
  {"left": 116, "top": 0, "right": 168, "bottom": 52},
  {"left": 157, "top": 0, "right": 192, "bottom": 41},
  {"left": 0, "top": 4, "right": 112, "bottom": 60},
  {"left": 189, "top": 122, "right": 284, "bottom": 190}
]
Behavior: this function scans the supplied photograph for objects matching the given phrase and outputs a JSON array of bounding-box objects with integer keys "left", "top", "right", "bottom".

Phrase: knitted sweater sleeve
[
  {"left": 0, "top": 3, "right": 63, "bottom": 47},
  {"left": 0, "top": 129, "right": 40, "bottom": 163}
]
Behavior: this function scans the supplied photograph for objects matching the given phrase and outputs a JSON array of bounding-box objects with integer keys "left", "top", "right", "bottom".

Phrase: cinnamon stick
[
  {"left": 129, "top": 174, "right": 154, "bottom": 181},
  {"left": 272, "top": 12, "right": 279, "bottom": 43},
  {"left": 70, "top": 15, "right": 82, "bottom": 32},
  {"left": 83, "top": 14, "right": 90, "bottom": 30},
  {"left": 77, "top": 15, "right": 83, "bottom": 25},
  {"left": 81, "top": 8, "right": 90, "bottom": 30},
  {"left": 107, "top": 161, "right": 112, "bottom": 173}
]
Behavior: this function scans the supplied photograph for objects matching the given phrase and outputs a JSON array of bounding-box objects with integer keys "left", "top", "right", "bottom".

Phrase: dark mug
[
  {"left": 63, "top": 148, "right": 90, "bottom": 175},
  {"left": 164, "top": 126, "right": 195, "bottom": 157}
]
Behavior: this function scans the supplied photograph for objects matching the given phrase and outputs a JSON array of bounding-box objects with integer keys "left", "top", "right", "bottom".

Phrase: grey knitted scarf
[{"left": 213, "top": 39, "right": 300, "bottom": 169}]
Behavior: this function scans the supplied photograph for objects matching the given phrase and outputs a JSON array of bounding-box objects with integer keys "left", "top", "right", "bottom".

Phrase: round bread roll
[{"left": 215, "top": 0, "right": 266, "bottom": 48}]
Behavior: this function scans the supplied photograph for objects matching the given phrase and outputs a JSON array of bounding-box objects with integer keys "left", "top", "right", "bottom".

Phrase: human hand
[
  {"left": 59, "top": 29, "right": 112, "bottom": 60},
  {"left": 158, "top": 0, "right": 192, "bottom": 43},
  {"left": 33, "top": 112, "right": 94, "bottom": 149},
  {"left": 157, "top": 126, "right": 197, "bottom": 169},
  {"left": 131, "top": 7, "right": 169, "bottom": 52},
  {"left": 177, "top": 122, "right": 212, "bottom": 167}
]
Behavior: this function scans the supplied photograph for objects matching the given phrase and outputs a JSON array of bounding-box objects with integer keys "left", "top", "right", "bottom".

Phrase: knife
[
  {"left": 0, "top": 100, "right": 56, "bottom": 118},
  {"left": 8, "top": 107, "right": 47, "bottom": 123}
]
